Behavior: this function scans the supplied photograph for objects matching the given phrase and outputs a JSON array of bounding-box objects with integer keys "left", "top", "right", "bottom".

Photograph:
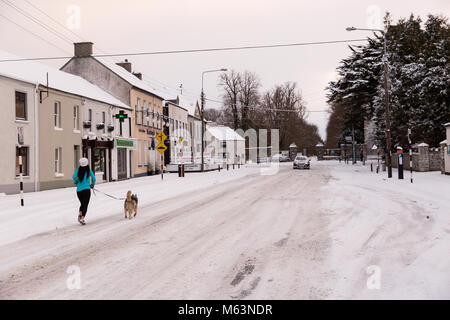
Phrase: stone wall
[{"left": 391, "top": 144, "right": 444, "bottom": 172}]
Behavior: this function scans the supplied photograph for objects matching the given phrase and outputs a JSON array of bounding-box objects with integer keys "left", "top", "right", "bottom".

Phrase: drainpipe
[{"left": 34, "top": 83, "right": 40, "bottom": 192}]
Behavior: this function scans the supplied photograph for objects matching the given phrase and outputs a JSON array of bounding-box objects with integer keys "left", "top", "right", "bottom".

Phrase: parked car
[
  {"left": 271, "top": 153, "right": 290, "bottom": 162},
  {"left": 293, "top": 156, "right": 310, "bottom": 169}
]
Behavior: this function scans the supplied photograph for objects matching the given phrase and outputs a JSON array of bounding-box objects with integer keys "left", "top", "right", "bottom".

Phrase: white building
[
  {"left": 444, "top": 123, "right": 450, "bottom": 175},
  {"left": 206, "top": 125, "right": 245, "bottom": 165}
]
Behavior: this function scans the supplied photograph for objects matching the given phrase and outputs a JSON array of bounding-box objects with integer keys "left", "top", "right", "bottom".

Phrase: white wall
[{"left": 0, "top": 76, "right": 36, "bottom": 194}]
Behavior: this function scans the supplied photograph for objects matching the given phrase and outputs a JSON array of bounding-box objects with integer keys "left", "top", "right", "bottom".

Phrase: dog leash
[{"left": 92, "top": 187, "right": 126, "bottom": 201}]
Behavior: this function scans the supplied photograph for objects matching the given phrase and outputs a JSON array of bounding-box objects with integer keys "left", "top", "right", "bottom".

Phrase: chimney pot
[
  {"left": 74, "top": 42, "right": 93, "bottom": 57},
  {"left": 133, "top": 72, "right": 142, "bottom": 80}
]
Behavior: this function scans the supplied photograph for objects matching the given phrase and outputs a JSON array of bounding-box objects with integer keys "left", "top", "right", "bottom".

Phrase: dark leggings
[{"left": 77, "top": 189, "right": 91, "bottom": 217}]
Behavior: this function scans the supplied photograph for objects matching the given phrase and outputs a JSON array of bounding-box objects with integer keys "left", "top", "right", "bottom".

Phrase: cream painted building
[
  {"left": 0, "top": 74, "right": 38, "bottom": 194},
  {"left": 61, "top": 42, "right": 166, "bottom": 177},
  {"left": 0, "top": 50, "right": 134, "bottom": 193}
]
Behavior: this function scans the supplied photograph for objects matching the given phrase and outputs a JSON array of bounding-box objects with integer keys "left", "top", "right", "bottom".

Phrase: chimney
[
  {"left": 116, "top": 59, "right": 132, "bottom": 73},
  {"left": 74, "top": 42, "right": 93, "bottom": 57},
  {"left": 133, "top": 72, "right": 142, "bottom": 80}
]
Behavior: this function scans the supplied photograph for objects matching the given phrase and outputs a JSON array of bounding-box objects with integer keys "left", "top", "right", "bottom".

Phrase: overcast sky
[{"left": 1, "top": 0, "right": 449, "bottom": 139}]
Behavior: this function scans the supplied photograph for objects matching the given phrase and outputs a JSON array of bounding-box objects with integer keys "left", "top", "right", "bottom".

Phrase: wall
[
  {"left": 445, "top": 126, "right": 450, "bottom": 174},
  {"left": 0, "top": 76, "right": 36, "bottom": 194},
  {"left": 168, "top": 102, "right": 189, "bottom": 164},
  {"left": 39, "top": 89, "right": 82, "bottom": 191},
  {"left": 61, "top": 57, "right": 131, "bottom": 105},
  {"left": 130, "top": 89, "right": 163, "bottom": 176}
]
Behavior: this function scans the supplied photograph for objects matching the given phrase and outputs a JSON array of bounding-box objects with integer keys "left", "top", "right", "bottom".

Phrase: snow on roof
[
  {"left": 289, "top": 143, "right": 297, "bottom": 148},
  {"left": 178, "top": 95, "right": 199, "bottom": 117},
  {"left": 444, "top": 123, "right": 450, "bottom": 127},
  {"left": 417, "top": 142, "right": 429, "bottom": 147},
  {"left": 316, "top": 143, "right": 324, "bottom": 147},
  {"left": 94, "top": 57, "right": 167, "bottom": 100},
  {"left": 207, "top": 125, "right": 244, "bottom": 141},
  {"left": 0, "top": 50, "right": 130, "bottom": 110},
  {"left": 439, "top": 140, "right": 447, "bottom": 145}
]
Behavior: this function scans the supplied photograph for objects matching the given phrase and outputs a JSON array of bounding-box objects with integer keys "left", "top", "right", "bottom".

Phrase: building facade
[
  {"left": 0, "top": 75, "right": 37, "bottom": 194},
  {"left": 61, "top": 42, "right": 165, "bottom": 177},
  {"left": 164, "top": 98, "right": 189, "bottom": 165},
  {"left": 444, "top": 123, "right": 450, "bottom": 175},
  {"left": 206, "top": 125, "right": 245, "bottom": 165}
]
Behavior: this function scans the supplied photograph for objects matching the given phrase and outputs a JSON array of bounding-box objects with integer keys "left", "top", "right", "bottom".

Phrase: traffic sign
[
  {"left": 156, "top": 142, "right": 167, "bottom": 154},
  {"left": 179, "top": 137, "right": 183, "bottom": 143},
  {"left": 156, "top": 131, "right": 167, "bottom": 143}
]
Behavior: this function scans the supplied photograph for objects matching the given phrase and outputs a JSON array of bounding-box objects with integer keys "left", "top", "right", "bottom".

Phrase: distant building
[
  {"left": 443, "top": 123, "right": 450, "bottom": 175},
  {"left": 206, "top": 125, "right": 245, "bottom": 165}
]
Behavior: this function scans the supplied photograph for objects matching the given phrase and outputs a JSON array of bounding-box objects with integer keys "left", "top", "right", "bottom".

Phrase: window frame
[
  {"left": 55, "top": 147, "right": 62, "bottom": 174},
  {"left": 73, "top": 105, "right": 80, "bottom": 131},
  {"left": 15, "top": 91, "right": 27, "bottom": 121},
  {"left": 54, "top": 101, "right": 62, "bottom": 128}
]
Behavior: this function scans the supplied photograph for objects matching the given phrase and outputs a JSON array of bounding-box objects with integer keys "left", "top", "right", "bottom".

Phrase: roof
[
  {"left": 207, "top": 125, "right": 244, "bottom": 141},
  {"left": 93, "top": 57, "right": 166, "bottom": 100},
  {"left": 440, "top": 140, "right": 447, "bottom": 144},
  {"left": 0, "top": 50, "right": 130, "bottom": 110},
  {"left": 444, "top": 123, "right": 450, "bottom": 127},
  {"left": 177, "top": 95, "right": 199, "bottom": 117}
]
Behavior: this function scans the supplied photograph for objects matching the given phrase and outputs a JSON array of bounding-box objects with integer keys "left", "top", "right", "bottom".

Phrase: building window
[
  {"left": 55, "top": 147, "right": 62, "bottom": 173},
  {"left": 73, "top": 105, "right": 79, "bottom": 130},
  {"left": 222, "top": 141, "right": 227, "bottom": 149},
  {"left": 54, "top": 101, "right": 62, "bottom": 128},
  {"left": 88, "top": 108, "right": 92, "bottom": 122},
  {"left": 74, "top": 145, "right": 80, "bottom": 170},
  {"left": 15, "top": 146, "right": 29, "bottom": 176},
  {"left": 136, "top": 98, "right": 142, "bottom": 125},
  {"left": 102, "top": 111, "right": 106, "bottom": 133},
  {"left": 15, "top": 91, "right": 27, "bottom": 120},
  {"left": 137, "top": 140, "right": 142, "bottom": 166},
  {"left": 223, "top": 152, "right": 228, "bottom": 159}
]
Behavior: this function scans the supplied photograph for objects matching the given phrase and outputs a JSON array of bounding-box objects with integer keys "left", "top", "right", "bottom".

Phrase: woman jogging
[{"left": 72, "top": 158, "right": 96, "bottom": 225}]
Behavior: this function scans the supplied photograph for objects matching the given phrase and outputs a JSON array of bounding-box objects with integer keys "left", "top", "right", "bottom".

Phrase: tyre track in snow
[{"left": 0, "top": 165, "right": 333, "bottom": 299}]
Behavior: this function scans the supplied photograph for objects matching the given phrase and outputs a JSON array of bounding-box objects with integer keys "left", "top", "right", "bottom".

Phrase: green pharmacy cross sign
[{"left": 114, "top": 110, "right": 129, "bottom": 136}]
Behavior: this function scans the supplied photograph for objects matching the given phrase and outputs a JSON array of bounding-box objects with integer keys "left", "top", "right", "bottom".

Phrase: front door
[{"left": 117, "top": 148, "right": 127, "bottom": 180}]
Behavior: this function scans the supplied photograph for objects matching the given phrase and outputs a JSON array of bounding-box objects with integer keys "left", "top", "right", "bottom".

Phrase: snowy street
[{"left": 0, "top": 161, "right": 449, "bottom": 299}]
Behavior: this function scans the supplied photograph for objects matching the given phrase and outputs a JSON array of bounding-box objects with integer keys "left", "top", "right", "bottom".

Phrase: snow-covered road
[{"left": 0, "top": 161, "right": 449, "bottom": 299}]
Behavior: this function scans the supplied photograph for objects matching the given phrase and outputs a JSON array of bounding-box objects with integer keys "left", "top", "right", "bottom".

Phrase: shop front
[{"left": 82, "top": 138, "right": 113, "bottom": 183}]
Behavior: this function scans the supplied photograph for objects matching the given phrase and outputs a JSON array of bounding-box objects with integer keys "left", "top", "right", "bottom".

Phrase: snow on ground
[
  {"left": 316, "top": 160, "right": 450, "bottom": 299},
  {"left": 0, "top": 166, "right": 261, "bottom": 247},
  {"left": 0, "top": 160, "right": 448, "bottom": 299}
]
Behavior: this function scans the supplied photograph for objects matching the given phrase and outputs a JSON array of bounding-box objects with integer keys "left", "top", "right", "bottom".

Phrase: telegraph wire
[{"left": 0, "top": 38, "right": 368, "bottom": 63}]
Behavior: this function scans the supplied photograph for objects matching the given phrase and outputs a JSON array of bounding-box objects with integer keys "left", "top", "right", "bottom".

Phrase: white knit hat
[{"left": 79, "top": 157, "right": 89, "bottom": 167}]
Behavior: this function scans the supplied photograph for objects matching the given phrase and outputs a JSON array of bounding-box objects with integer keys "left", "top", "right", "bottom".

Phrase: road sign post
[
  {"left": 397, "top": 147, "right": 404, "bottom": 180},
  {"left": 17, "top": 127, "right": 24, "bottom": 206},
  {"left": 156, "top": 132, "right": 167, "bottom": 181}
]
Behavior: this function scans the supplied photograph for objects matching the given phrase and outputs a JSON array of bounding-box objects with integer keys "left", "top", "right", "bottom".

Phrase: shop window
[
  {"left": 15, "top": 146, "right": 29, "bottom": 176},
  {"left": 15, "top": 91, "right": 27, "bottom": 120}
]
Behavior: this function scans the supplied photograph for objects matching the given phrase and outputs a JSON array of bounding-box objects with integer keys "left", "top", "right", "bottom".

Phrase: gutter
[{"left": 34, "top": 83, "right": 40, "bottom": 192}]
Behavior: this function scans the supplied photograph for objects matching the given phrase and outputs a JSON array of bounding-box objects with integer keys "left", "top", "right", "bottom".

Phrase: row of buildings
[{"left": 0, "top": 42, "right": 245, "bottom": 194}]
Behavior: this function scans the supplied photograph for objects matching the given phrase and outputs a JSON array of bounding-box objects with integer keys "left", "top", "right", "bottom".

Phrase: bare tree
[
  {"left": 218, "top": 70, "right": 241, "bottom": 130},
  {"left": 238, "top": 71, "right": 261, "bottom": 131}
]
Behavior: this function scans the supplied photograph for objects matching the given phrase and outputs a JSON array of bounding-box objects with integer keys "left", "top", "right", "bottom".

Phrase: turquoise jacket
[{"left": 72, "top": 168, "right": 96, "bottom": 192}]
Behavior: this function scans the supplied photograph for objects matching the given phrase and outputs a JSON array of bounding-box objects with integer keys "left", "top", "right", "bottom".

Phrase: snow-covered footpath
[
  {"left": 0, "top": 167, "right": 261, "bottom": 247},
  {"left": 317, "top": 161, "right": 450, "bottom": 299}
]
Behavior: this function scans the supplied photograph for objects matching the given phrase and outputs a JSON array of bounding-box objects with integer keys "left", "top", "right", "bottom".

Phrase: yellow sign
[
  {"left": 156, "top": 142, "right": 167, "bottom": 154},
  {"left": 179, "top": 137, "right": 183, "bottom": 143},
  {"left": 156, "top": 131, "right": 167, "bottom": 143}
]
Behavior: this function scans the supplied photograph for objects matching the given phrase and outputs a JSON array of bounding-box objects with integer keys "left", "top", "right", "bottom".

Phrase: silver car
[{"left": 293, "top": 156, "right": 310, "bottom": 169}]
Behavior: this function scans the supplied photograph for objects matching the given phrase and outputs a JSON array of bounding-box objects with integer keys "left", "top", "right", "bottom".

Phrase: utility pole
[
  {"left": 346, "top": 26, "right": 393, "bottom": 178},
  {"left": 383, "top": 32, "right": 393, "bottom": 178},
  {"left": 200, "top": 68, "right": 227, "bottom": 172},
  {"left": 408, "top": 128, "right": 413, "bottom": 183}
]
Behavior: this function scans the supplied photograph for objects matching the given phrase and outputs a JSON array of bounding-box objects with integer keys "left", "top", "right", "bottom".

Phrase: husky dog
[{"left": 124, "top": 190, "right": 138, "bottom": 219}]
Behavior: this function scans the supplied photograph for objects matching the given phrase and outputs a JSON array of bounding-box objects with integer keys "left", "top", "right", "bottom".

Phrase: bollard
[
  {"left": 371, "top": 163, "right": 373, "bottom": 172},
  {"left": 218, "top": 164, "right": 221, "bottom": 172},
  {"left": 233, "top": 164, "right": 235, "bottom": 170},
  {"left": 227, "top": 164, "right": 229, "bottom": 170},
  {"left": 398, "top": 153, "right": 404, "bottom": 180}
]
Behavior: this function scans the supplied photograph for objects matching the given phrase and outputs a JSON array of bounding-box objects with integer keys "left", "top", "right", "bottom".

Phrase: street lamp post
[
  {"left": 346, "top": 26, "right": 393, "bottom": 178},
  {"left": 200, "top": 68, "right": 227, "bottom": 172}
]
